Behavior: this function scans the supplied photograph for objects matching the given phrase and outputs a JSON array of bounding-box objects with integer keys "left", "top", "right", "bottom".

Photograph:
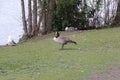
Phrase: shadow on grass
[{"left": 59, "top": 48, "right": 80, "bottom": 51}]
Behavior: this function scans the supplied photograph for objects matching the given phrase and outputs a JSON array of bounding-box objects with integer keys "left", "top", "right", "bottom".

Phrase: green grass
[{"left": 0, "top": 27, "right": 120, "bottom": 80}]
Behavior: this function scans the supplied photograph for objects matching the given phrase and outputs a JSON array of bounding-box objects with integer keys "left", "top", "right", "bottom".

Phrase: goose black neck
[{"left": 56, "top": 32, "right": 60, "bottom": 38}]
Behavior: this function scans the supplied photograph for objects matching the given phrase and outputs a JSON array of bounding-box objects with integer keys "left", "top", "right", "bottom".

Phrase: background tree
[
  {"left": 38, "top": 0, "right": 45, "bottom": 34},
  {"left": 21, "top": 0, "right": 119, "bottom": 40},
  {"left": 113, "top": 0, "right": 120, "bottom": 26},
  {"left": 38, "top": 0, "right": 56, "bottom": 34},
  {"left": 28, "top": 0, "right": 32, "bottom": 37},
  {"left": 103, "top": 0, "right": 118, "bottom": 25},
  {"left": 21, "top": 0, "right": 39, "bottom": 39},
  {"left": 46, "top": 0, "right": 56, "bottom": 33},
  {"left": 79, "top": 0, "right": 118, "bottom": 29},
  {"left": 53, "top": 0, "right": 80, "bottom": 31},
  {"left": 32, "top": 0, "right": 38, "bottom": 36},
  {"left": 21, "top": 0, "right": 56, "bottom": 38},
  {"left": 21, "top": 0, "right": 28, "bottom": 37}
]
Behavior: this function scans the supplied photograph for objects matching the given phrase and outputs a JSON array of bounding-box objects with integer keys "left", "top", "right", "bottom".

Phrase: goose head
[{"left": 54, "top": 32, "right": 60, "bottom": 38}]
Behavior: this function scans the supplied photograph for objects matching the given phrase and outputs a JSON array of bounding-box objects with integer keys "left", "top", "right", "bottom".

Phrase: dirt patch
[{"left": 87, "top": 67, "right": 120, "bottom": 80}]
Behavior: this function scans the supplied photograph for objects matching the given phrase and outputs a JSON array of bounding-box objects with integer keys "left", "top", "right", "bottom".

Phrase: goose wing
[
  {"left": 57, "top": 36, "right": 71, "bottom": 44},
  {"left": 59, "top": 36, "right": 70, "bottom": 41}
]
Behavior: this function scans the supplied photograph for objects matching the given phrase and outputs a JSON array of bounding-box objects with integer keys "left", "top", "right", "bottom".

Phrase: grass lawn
[{"left": 0, "top": 27, "right": 120, "bottom": 80}]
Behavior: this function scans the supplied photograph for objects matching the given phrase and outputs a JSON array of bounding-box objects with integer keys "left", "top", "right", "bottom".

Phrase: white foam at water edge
[{"left": 0, "top": 0, "right": 27, "bottom": 45}]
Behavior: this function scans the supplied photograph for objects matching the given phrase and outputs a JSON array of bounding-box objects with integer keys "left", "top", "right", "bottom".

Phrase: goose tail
[{"left": 68, "top": 40, "right": 77, "bottom": 44}]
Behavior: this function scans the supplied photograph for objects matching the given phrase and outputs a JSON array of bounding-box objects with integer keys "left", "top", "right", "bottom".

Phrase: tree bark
[
  {"left": 113, "top": 0, "right": 120, "bottom": 25},
  {"left": 38, "top": 0, "right": 42, "bottom": 28},
  {"left": 46, "top": 0, "right": 55, "bottom": 33},
  {"left": 32, "top": 0, "right": 38, "bottom": 36},
  {"left": 21, "top": 0, "right": 28, "bottom": 36},
  {"left": 38, "top": 0, "right": 46, "bottom": 34},
  {"left": 28, "top": 0, "right": 32, "bottom": 37}
]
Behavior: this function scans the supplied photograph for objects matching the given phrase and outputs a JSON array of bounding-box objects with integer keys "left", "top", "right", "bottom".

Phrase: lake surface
[{"left": 0, "top": 0, "right": 26, "bottom": 45}]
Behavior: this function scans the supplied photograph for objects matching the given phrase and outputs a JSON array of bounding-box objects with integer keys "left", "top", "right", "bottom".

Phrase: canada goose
[
  {"left": 7, "top": 36, "right": 16, "bottom": 46},
  {"left": 53, "top": 32, "right": 77, "bottom": 50}
]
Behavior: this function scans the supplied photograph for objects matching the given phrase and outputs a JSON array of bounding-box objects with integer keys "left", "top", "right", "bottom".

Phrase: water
[{"left": 0, "top": 0, "right": 24, "bottom": 45}]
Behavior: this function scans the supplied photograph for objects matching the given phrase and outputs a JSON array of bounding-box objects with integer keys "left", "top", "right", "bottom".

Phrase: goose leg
[{"left": 60, "top": 44, "right": 64, "bottom": 50}]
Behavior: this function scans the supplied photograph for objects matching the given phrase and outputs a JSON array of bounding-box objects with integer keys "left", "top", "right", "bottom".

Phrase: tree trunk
[
  {"left": 38, "top": 0, "right": 42, "bottom": 28},
  {"left": 104, "top": 0, "right": 111, "bottom": 25},
  {"left": 38, "top": 0, "right": 47, "bottom": 35},
  {"left": 113, "top": 0, "right": 120, "bottom": 25},
  {"left": 28, "top": 0, "right": 32, "bottom": 37},
  {"left": 32, "top": 0, "right": 38, "bottom": 36},
  {"left": 21, "top": 0, "right": 28, "bottom": 36},
  {"left": 46, "top": 0, "right": 55, "bottom": 33}
]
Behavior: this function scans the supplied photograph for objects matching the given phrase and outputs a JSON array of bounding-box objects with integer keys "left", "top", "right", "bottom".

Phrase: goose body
[{"left": 53, "top": 32, "right": 77, "bottom": 50}]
